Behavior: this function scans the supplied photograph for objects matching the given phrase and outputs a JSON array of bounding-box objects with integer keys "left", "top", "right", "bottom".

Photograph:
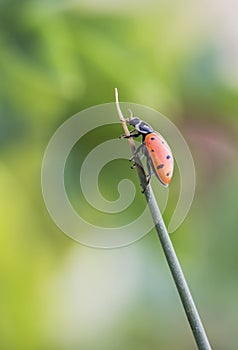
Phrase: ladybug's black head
[
  {"left": 127, "top": 118, "right": 153, "bottom": 134},
  {"left": 128, "top": 117, "right": 141, "bottom": 126}
]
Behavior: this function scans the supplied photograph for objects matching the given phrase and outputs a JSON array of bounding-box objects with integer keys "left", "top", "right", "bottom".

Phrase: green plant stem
[{"left": 115, "top": 88, "right": 212, "bottom": 350}]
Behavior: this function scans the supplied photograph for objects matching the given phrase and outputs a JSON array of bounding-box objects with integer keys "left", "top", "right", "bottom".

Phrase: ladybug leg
[
  {"left": 129, "top": 143, "right": 143, "bottom": 162},
  {"left": 129, "top": 153, "right": 136, "bottom": 168},
  {"left": 121, "top": 132, "right": 140, "bottom": 139},
  {"left": 130, "top": 162, "right": 136, "bottom": 169},
  {"left": 120, "top": 129, "right": 141, "bottom": 139},
  {"left": 143, "top": 150, "right": 153, "bottom": 184},
  {"left": 129, "top": 143, "right": 144, "bottom": 169},
  {"left": 141, "top": 157, "right": 151, "bottom": 193},
  {"left": 119, "top": 129, "right": 135, "bottom": 139},
  {"left": 146, "top": 158, "right": 152, "bottom": 183}
]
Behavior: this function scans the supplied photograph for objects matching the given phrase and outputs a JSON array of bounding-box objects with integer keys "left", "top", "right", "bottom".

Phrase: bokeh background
[{"left": 1, "top": 0, "right": 238, "bottom": 349}]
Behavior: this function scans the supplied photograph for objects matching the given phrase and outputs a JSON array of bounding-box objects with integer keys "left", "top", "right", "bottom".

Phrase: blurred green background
[{"left": 1, "top": 0, "right": 238, "bottom": 349}]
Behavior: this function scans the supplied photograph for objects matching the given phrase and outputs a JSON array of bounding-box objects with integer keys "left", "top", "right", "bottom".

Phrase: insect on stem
[{"left": 114, "top": 87, "right": 212, "bottom": 350}]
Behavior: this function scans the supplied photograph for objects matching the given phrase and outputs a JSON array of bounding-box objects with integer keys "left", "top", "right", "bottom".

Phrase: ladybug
[{"left": 123, "top": 117, "right": 174, "bottom": 187}]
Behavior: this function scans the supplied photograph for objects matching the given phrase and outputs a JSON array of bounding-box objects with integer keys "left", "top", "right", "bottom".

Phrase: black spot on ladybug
[
  {"left": 157, "top": 164, "right": 164, "bottom": 169},
  {"left": 166, "top": 155, "right": 171, "bottom": 159},
  {"left": 151, "top": 137, "right": 155, "bottom": 140},
  {"left": 166, "top": 172, "right": 170, "bottom": 176},
  {"left": 151, "top": 149, "right": 154, "bottom": 152}
]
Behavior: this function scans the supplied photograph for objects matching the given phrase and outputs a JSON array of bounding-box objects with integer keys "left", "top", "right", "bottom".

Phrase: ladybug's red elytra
[{"left": 122, "top": 117, "right": 174, "bottom": 187}]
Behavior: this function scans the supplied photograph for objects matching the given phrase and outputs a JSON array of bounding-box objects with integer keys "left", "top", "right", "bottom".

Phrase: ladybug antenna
[
  {"left": 125, "top": 109, "right": 134, "bottom": 123},
  {"left": 128, "top": 109, "right": 133, "bottom": 119}
]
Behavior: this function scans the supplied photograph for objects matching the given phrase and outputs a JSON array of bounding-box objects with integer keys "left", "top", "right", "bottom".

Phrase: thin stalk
[{"left": 115, "top": 88, "right": 212, "bottom": 350}]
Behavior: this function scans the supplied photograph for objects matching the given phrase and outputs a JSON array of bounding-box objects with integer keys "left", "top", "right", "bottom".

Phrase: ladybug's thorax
[{"left": 135, "top": 121, "right": 154, "bottom": 134}]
